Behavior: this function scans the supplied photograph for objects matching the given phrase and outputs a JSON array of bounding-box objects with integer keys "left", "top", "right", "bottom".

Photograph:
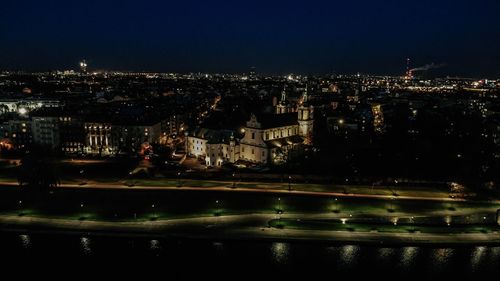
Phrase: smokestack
[{"left": 410, "top": 63, "right": 446, "bottom": 72}]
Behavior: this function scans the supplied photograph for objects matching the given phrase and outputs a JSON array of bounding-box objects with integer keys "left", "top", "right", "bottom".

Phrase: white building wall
[
  {"left": 187, "top": 136, "right": 207, "bottom": 158},
  {"left": 239, "top": 125, "right": 268, "bottom": 164},
  {"left": 263, "top": 125, "right": 298, "bottom": 141}
]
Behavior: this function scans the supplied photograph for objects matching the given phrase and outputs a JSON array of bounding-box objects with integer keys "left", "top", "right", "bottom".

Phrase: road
[
  {"left": 2, "top": 212, "right": 500, "bottom": 245},
  {"left": 0, "top": 180, "right": 468, "bottom": 203},
  {"left": 2, "top": 179, "right": 499, "bottom": 245}
]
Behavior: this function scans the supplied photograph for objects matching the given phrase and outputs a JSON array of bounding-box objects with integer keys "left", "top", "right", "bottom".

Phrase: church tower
[
  {"left": 298, "top": 85, "right": 314, "bottom": 144},
  {"left": 275, "top": 85, "right": 291, "bottom": 114}
]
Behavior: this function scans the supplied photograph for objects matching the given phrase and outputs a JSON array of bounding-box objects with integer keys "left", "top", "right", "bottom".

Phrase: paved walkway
[
  {"left": 0, "top": 181, "right": 469, "bottom": 203},
  {"left": 2, "top": 213, "right": 500, "bottom": 245}
]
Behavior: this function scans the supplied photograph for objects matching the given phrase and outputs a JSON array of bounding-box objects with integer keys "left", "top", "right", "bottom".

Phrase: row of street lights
[
  {"left": 15, "top": 193, "right": 499, "bottom": 229},
  {"left": 230, "top": 173, "right": 293, "bottom": 191}
]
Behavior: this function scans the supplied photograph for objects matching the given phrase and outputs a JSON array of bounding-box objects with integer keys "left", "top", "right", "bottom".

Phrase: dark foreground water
[{"left": 1, "top": 231, "right": 499, "bottom": 280}]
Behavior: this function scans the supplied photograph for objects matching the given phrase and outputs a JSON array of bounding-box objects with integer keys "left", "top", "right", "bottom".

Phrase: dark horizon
[{"left": 1, "top": 0, "right": 500, "bottom": 78}]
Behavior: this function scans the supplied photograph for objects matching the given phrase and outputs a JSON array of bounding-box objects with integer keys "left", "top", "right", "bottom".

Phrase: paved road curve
[
  {"left": 1, "top": 213, "right": 500, "bottom": 245},
  {"left": 0, "top": 181, "right": 469, "bottom": 203}
]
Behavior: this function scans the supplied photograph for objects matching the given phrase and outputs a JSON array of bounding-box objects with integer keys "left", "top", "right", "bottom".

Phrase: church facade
[{"left": 187, "top": 87, "right": 313, "bottom": 166}]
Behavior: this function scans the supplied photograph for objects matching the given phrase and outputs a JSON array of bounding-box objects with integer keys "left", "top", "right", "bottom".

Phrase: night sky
[{"left": 1, "top": 0, "right": 499, "bottom": 77}]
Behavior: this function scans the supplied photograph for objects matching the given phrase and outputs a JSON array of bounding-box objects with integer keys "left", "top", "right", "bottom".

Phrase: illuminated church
[{"left": 187, "top": 87, "right": 314, "bottom": 166}]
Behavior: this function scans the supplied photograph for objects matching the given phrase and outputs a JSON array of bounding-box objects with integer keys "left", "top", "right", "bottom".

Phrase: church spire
[
  {"left": 303, "top": 84, "right": 309, "bottom": 104},
  {"left": 281, "top": 85, "right": 287, "bottom": 102}
]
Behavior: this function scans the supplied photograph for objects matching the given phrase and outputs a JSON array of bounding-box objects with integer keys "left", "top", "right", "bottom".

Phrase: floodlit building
[
  {"left": 239, "top": 112, "right": 304, "bottom": 165},
  {"left": 275, "top": 87, "right": 294, "bottom": 114},
  {"left": 187, "top": 128, "right": 239, "bottom": 167},
  {"left": 0, "top": 98, "right": 61, "bottom": 115},
  {"left": 187, "top": 87, "right": 313, "bottom": 166},
  {"left": 83, "top": 120, "right": 162, "bottom": 156},
  {"left": 84, "top": 122, "right": 113, "bottom": 155},
  {"left": 297, "top": 86, "right": 314, "bottom": 144}
]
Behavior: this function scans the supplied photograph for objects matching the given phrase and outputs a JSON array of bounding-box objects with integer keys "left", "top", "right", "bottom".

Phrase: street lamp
[
  {"left": 79, "top": 169, "right": 86, "bottom": 186},
  {"left": 288, "top": 176, "right": 292, "bottom": 191},
  {"left": 389, "top": 196, "right": 396, "bottom": 213},
  {"left": 333, "top": 197, "right": 339, "bottom": 213},
  {"left": 232, "top": 173, "right": 236, "bottom": 188},
  {"left": 151, "top": 204, "right": 157, "bottom": 220},
  {"left": 277, "top": 197, "right": 283, "bottom": 220},
  {"left": 79, "top": 203, "right": 87, "bottom": 220},
  {"left": 177, "top": 172, "right": 182, "bottom": 187},
  {"left": 215, "top": 200, "right": 221, "bottom": 216}
]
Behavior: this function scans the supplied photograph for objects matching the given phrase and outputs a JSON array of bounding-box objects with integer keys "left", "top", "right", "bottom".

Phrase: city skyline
[{"left": 1, "top": 0, "right": 500, "bottom": 77}]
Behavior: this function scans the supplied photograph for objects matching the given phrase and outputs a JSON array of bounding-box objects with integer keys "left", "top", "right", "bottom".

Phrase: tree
[{"left": 17, "top": 147, "right": 60, "bottom": 192}]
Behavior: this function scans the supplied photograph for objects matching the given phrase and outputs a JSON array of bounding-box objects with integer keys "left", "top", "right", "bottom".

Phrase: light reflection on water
[
  {"left": 5, "top": 231, "right": 500, "bottom": 278},
  {"left": 19, "top": 234, "right": 31, "bottom": 249},
  {"left": 80, "top": 237, "right": 92, "bottom": 255},
  {"left": 470, "top": 246, "right": 487, "bottom": 272},
  {"left": 377, "top": 247, "right": 396, "bottom": 261},
  {"left": 213, "top": 241, "right": 224, "bottom": 251},
  {"left": 430, "top": 248, "right": 455, "bottom": 272},
  {"left": 338, "top": 245, "right": 360, "bottom": 269},
  {"left": 271, "top": 242, "right": 289, "bottom": 264},
  {"left": 488, "top": 247, "right": 500, "bottom": 260},
  {"left": 399, "top": 247, "right": 419, "bottom": 268},
  {"left": 325, "top": 246, "right": 339, "bottom": 256},
  {"left": 150, "top": 239, "right": 161, "bottom": 251}
]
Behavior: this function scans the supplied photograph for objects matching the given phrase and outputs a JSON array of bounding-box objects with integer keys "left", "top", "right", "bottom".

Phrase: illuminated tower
[
  {"left": 80, "top": 60, "right": 88, "bottom": 74},
  {"left": 405, "top": 58, "right": 413, "bottom": 80},
  {"left": 276, "top": 85, "right": 291, "bottom": 114},
  {"left": 298, "top": 85, "right": 314, "bottom": 144}
]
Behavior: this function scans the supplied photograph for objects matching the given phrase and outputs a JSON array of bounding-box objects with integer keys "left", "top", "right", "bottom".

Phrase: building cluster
[
  {"left": 0, "top": 73, "right": 208, "bottom": 156},
  {"left": 187, "top": 87, "right": 314, "bottom": 166},
  {"left": 0, "top": 70, "right": 499, "bottom": 177},
  {"left": 0, "top": 101, "right": 186, "bottom": 156}
]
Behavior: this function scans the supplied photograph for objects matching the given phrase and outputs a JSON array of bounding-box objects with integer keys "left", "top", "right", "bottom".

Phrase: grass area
[
  {"left": 269, "top": 219, "right": 500, "bottom": 234},
  {"left": 0, "top": 188, "right": 281, "bottom": 223},
  {"left": 0, "top": 185, "right": 498, "bottom": 228},
  {"left": 0, "top": 158, "right": 498, "bottom": 228}
]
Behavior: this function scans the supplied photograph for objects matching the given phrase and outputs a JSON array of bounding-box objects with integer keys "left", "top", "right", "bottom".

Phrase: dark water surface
[{"left": 1, "top": 231, "right": 499, "bottom": 280}]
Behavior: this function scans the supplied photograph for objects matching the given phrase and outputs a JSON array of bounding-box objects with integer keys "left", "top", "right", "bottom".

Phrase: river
[{"left": 1, "top": 231, "right": 499, "bottom": 280}]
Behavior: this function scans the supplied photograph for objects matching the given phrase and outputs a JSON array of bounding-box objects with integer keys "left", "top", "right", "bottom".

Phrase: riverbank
[{"left": 2, "top": 213, "right": 500, "bottom": 246}]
